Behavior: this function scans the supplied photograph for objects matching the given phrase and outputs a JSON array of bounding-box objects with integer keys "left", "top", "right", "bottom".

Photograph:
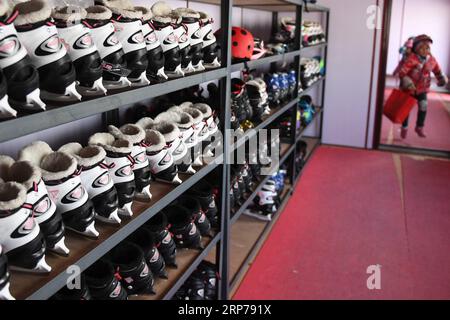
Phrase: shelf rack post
[
  {"left": 290, "top": 4, "right": 303, "bottom": 187},
  {"left": 217, "top": 0, "right": 233, "bottom": 301}
]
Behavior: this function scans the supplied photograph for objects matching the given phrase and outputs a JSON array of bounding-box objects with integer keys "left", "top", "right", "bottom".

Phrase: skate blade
[
  {"left": 49, "top": 236, "right": 70, "bottom": 256},
  {"left": 9, "top": 89, "right": 46, "bottom": 112},
  {"left": 71, "top": 221, "right": 99, "bottom": 239},
  {"left": 166, "top": 65, "right": 185, "bottom": 78},
  {"left": 0, "top": 95, "right": 17, "bottom": 118},
  {"left": 179, "top": 165, "right": 196, "bottom": 174},
  {"left": 134, "top": 186, "right": 152, "bottom": 201},
  {"left": 203, "top": 149, "right": 214, "bottom": 158},
  {"left": 193, "top": 156, "right": 203, "bottom": 166},
  {"left": 41, "top": 82, "right": 82, "bottom": 102},
  {"left": 192, "top": 61, "right": 206, "bottom": 72},
  {"left": 0, "top": 283, "right": 15, "bottom": 300},
  {"left": 129, "top": 71, "right": 150, "bottom": 87},
  {"left": 204, "top": 57, "right": 221, "bottom": 69},
  {"left": 104, "top": 77, "right": 132, "bottom": 90},
  {"left": 156, "top": 67, "right": 168, "bottom": 80},
  {"left": 10, "top": 256, "right": 52, "bottom": 273},
  {"left": 95, "top": 209, "right": 122, "bottom": 225},
  {"left": 77, "top": 78, "right": 107, "bottom": 96},
  {"left": 183, "top": 62, "right": 196, "bottom": 74},
  {"left": 243, "top": 210, "right": 272, "bottom": 221},
  {"left": 118, "top": 202, "right": 133, "bottom": 217},
  {"left": 171, "top": 174, "right": 182, "bottom": 185}
]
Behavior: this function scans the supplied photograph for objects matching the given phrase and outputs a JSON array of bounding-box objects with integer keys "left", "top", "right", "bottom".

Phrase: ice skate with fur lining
[
  {"left": 0, "top": 155, "right": 68, "bottom": 255},
  {"left": 174, "top": 8, "right": 205, "bottom": 72},
  {"left": 0, "top": 181, "right": 51, "bottom": 273},
  {"left": 52, "top": 5, "right": 107, "bottom": 97},
  {"left": 0, "top": 2, "right": 45, "bottom": 112},
  {"left": 151, "top": 1, "right": 184, "bottom": 78},
  {"left": 108, "top": 124, "right": 152, "bottom": 202},
  {"left": 134, "top": 6, "right": 167, "bottom": 82},
  {"left": 19, "top": 141, "right": 98, "bottom": 239},
  {"left": 142, "top": 129, "right": 181, "bottom": 185},
  {"left": 88, "top": 133, "right": 135, "bottom": 217},
  {"left": 154, "top": 110, "right": 196, "bottom": 176},
  {"left": 136, "top": 117, "right": 190, "bottom": 175},
  {"left": 95, "top": 0, "right": 149, "bottom": 86},
  {"left": 58, "top": 143, "right": 120, "bottom": 225},
  {"left": 84, "top": 5, "right": 131, "bottom": 90},
  {"left": 14, "top": 0, "right": 81, "bottom": 102}
]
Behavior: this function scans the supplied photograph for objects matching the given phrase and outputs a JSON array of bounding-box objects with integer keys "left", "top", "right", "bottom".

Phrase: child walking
[{"left": 398, "top": 34, "right": 448, "bottom": 139}]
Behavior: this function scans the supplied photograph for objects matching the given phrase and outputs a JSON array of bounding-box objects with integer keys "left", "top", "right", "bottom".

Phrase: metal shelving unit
[{"left": 2, "top": 0, "right": 328, "bottom": 301}]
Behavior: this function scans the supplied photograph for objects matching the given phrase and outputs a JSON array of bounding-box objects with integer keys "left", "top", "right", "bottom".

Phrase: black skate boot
[{"left": 84, "top": 259, "right": 128, "bottom": 300}]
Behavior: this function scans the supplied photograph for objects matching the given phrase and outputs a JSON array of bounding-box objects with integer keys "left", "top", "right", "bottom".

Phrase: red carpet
[
  {"left": 381, "top": 90, "right": 450, "bottom": 151},
  {"left": 233, "top": 146, "right": 450, "bottom": 299},
  {"left": 401, "top": 157, "right": 450, "bottom": 299}
]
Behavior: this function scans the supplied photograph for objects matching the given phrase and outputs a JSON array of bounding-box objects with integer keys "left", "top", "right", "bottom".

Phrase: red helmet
[{"left": 232, "top": 27, "right": 254, "bottom": 61}]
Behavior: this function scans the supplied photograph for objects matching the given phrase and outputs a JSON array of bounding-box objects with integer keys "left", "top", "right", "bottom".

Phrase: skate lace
[
  {"left": 99, "top": 162, "right": 115, "bottom": 170},
  {"left": 0, "top": 10, "right": 19, "bottom": 26},
  {"left": 72, "top": 168, "right": 83, "bottom": 177},
  {"left": 127, "top": 155, "right": 136, "bottom": 168},
  {"left": 114, "top": 267, "right": 122, "bottom": 281}
]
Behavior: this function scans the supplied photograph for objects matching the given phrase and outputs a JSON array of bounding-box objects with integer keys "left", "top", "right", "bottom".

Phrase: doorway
[{"left": 374, "top": 0, "right": 450, "bottom": 158}]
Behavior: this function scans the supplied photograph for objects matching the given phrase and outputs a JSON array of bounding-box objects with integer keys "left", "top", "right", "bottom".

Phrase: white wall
[
  {"left": 319, "top": 0, "right": 382, "bottom": 148},
  {"left": 387, "top": 0, "right": 450, "bottom": 76}
]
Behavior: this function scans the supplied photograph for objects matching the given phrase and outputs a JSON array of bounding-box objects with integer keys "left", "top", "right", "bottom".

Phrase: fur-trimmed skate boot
[
  {"left": 52, "top": 5, "right": 107, "bottom": 96},
  {"left": 58, "top": 143, "right": 120, "bottom": 225},
  {"left": 88, "top": 133, "right": 135, "bottom": 217},
  {"left": 134, "top": 6, "right": 167, "bottom": 82},
  {"left": 0, "top": 156, "right": 68, "bottom": 255},
  {"left": 108, "top": 124, "right": 151, "bottom": 202},
  {"left": 14, "top": 0, "right": 81, "bottom": 102},
  {"left": 19, "top": 141, "right": 98, "bottom": 238},
  {"left": 95, "top": 0, "right": 149, "bottom": 86},
  {"left": 0, "top": 2, "right": 45, "bottom": 112},
  {"left": 142, "top": 129, "right": 181, "bottom": 185},
  {"left": 0, "top": 181, "right": 51, "bottom": 273}
]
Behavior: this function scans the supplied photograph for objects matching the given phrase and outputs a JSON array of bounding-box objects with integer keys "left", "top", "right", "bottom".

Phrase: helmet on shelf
[{"left": 231, "top": 27, "right": 254, "bottom": 61}]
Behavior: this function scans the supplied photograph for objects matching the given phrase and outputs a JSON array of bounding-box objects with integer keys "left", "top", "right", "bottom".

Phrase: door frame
[{"left": 372, "top": 0, "right": 450, "bottom": 158}]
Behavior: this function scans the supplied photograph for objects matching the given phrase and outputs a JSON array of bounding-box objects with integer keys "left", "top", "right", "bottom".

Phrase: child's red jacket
[{"left": 398, "top": 53, "right": 446, "bottom": 94}]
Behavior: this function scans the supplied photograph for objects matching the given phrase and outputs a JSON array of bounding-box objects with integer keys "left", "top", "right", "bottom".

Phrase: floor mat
[
  {"left": 401, "top": 156, "right": 450, "bottom": 299},
  {"left": 234, "top": 147, "right": 417, "bottom": 299}
]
